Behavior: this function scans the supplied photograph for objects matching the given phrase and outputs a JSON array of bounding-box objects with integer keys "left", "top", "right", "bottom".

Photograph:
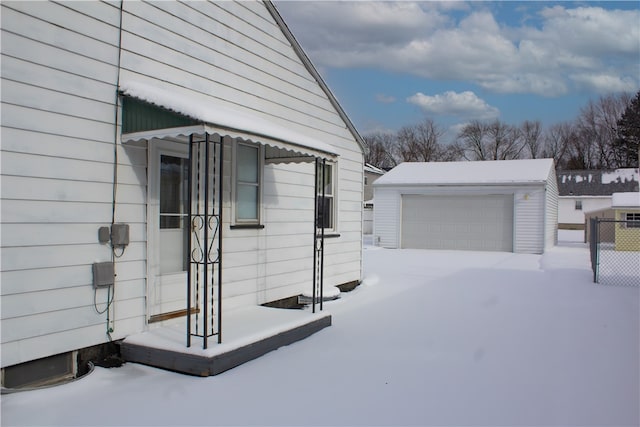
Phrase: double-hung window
[
  {"left": 316, "top": 161, "right": 335, "bottom": 231},
  {"left": 234, "top": 141, "right": 262, "bottom": 225},
  {"left": 624, "top": 212, "right": 640, "bottom": 228}
]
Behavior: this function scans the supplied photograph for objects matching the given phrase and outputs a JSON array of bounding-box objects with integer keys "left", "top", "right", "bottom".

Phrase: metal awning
[
  {"left": 122, "top": 124, "right": 335, "bottom": 164},
  {"left": 119, "top": 80, "right": 338, "bottom": 163}
]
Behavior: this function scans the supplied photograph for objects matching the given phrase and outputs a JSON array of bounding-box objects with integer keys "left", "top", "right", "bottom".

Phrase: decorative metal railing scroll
[{"left": 187, "top": 133, "right": 223, "bottom": 349}]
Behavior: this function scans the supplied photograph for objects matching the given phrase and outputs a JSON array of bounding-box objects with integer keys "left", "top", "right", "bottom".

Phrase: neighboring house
[
  {"left": 612, "top": 193, "right": 640, "bottom": 252},
  {"left": 364, "top": 163, "right": 385, "bottom": 203},
  {"left": 363, "top": 163, "right": 385, "bottom": 234},
  {"left": 585, "top": 192, "right": 640, "bottom": 249},
  {"left": 373, "top": 159, "right": 558, "bottom": 254},
  {"left": 1, "top": 1, "right": 364, "bottom": 385},
  {"left": 557, "top": 169, "right": 639, "bottom": 231}
]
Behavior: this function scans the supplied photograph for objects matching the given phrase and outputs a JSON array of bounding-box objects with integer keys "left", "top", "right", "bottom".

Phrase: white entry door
[{"left": 148, "top": 141, "right": 190, "bottom": 319}]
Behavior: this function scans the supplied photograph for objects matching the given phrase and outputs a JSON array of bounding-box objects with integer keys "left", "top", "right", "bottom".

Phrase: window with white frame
[
  {"left": 575, "top": 200, "right": 582, "bottom": 210},
  {"left": 624, "top": 212, "right": 640, "bottom": 228},
  {"left": 234, "top": 141, "right": 262, "bottom": 224},
  {"left": 316, "top": 161, "right": 335, "bottom": 231}
]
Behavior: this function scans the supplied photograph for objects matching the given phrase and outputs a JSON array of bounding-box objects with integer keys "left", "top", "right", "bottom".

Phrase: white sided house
[
  {"left": 1, "top": 1, "right": 365, "bottom": 385},
  {"left": 557, "top": 169, "right": 639, "bottom": 231},
  {"left": 373, "top": 159, "right": 558, "bottom": 254}
]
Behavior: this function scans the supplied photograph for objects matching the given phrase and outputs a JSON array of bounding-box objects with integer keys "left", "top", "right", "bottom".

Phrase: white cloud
[
  {"left": 479, "top": 74, "right": 568, "bottom": 97},
  {"left": 571, "top": 73, "right": 638, "bottom": 94},
  {"left": 276, "top": 2, "right": 640, "bottom": 97},
  {"left": 407, "top": 91, "right": 499, "bottom": 120},
  {"left": 535, "top": 6, "right": 640, "bottom": 57}
]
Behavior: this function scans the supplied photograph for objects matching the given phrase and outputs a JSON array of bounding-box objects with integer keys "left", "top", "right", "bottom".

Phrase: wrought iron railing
[{"left": 187, "top": 133, "right": 223, "bottom": 349}]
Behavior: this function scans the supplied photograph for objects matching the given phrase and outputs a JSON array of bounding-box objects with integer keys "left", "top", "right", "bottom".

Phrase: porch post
[
  {"left": 312, "top": 158, "right": 318, "bottom": 313},
  {"left": 203, "top": 133, "right": 210, "bottom": 349},
  {"left": 320, "top": 158, "right": 326, "bottom": 311},
  {"left": 186, "top": 132, "right": 223, "bottom": 349},
  {"left": 187, "top": 135, "right": 194, "bottom": 347},
  {"left": 312, "top": 157, "right": 326, "bottom": 313},
  {"left": 217, "top": 136, "right": 223, "bottom": 344}
]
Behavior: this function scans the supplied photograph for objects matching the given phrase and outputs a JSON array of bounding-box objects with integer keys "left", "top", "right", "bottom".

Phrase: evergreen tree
[{"left": 614, "top": 91, "right": 640, "bottom": 167}]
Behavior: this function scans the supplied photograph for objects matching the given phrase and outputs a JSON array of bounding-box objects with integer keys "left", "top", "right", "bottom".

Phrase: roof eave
[
  {"left": 264, "top": 0, "right": 366, "bottom": 156},
  {"left": 373, "top": 181, "right": 548, "bottom": 187}
]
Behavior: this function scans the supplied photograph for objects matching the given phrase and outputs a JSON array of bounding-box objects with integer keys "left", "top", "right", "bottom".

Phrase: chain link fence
[{"left": 589, "top": 218, "right": 640, "bottom": 286}]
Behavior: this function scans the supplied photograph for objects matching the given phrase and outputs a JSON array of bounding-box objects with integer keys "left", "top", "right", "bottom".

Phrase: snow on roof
[
  {"left": 612, "top": 192, "right": 640, "bottom": 208},
  {"left": 364, "top": 163, "right": 385, "bottom": 175},
  {"left": 374, "top": 159, "right": 555, "bottom": 186},
  {"left": 120, "top": 79, "right": 337, "bottom": 156},
  {"left": 602, "top": 168, "right": 639, "bottom": 184},
  {"left": 557, "top": 168, "right": 639, "bottom": 196}
]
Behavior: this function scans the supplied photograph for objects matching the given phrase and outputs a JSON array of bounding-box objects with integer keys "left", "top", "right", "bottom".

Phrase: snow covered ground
[{"left": 3, "top": 240, "right": 639, "bottom": 426}]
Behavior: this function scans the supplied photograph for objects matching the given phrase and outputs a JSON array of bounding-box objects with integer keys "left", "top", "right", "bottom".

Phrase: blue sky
[{"left": 275, "top": 1, "right": 640, "bottom": 142}]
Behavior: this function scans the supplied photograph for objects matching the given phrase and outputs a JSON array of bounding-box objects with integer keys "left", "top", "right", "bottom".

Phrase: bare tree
[
  {"left": 542, "top": 122, "right": 575, "bottom": 169},
  {"left": 396, "top": 118, "right": 444, "bottom": 162},
  {"left": 455, "top": 120, "right": 523, "bottom": 161},
  {"left": 364, "top": 91, "right": 634, "bottom": 170},
  {"left": 455, "top": 120, "right": 488, "bottom": 161},
  {"left": 438, "top": 143, "right": 463, "bottom": 161},
  {"left": 486, "top": 120, "right": 524, "bottom": 160},
  {"left": 363, "top": 131, "right": 397, "bottom": 169},
  {"left": 520, "top": 120, "right": 543, "bottom": 159},
  {"left": 574, "top": 93, "right": 632, "bottom": 168}
]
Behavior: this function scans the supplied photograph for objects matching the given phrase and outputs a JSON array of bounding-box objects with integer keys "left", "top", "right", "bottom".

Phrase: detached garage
[{"left": 373, "top": 159, "right": 558, "bottom": 254}]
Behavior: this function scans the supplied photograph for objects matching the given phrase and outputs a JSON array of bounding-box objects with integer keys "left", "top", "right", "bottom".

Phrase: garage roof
[
  {"left": 374, "top": 159, "right": 555, "bottom": 186},
  {"left": 612, "top": 192, "right": 640, "bottom": 208}
]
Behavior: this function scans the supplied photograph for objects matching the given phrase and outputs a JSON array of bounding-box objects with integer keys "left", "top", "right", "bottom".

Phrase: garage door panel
[{"left": 401, "top": 195, "right": 513, "bottom": 252}]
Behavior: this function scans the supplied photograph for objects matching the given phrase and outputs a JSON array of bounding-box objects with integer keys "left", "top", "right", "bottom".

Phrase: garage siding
[
  {"left": 544, "top": 169, "right": 559, "bottom": 250},
  {"left": 373, "top": 188, "right": 400, "bottom": 248},
  {"left": 513, "top": 188, "right": 545, "bottom": 254}
]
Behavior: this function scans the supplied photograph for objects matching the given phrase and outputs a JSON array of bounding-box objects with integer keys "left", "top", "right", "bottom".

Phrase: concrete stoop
[{"left": 120, "top": 309, "right": 331, "bottom": 376}]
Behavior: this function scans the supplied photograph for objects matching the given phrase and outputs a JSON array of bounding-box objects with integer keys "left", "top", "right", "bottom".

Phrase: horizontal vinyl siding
[
  {"left": 1, "top": 1, "right": 148, "bottom": 367},
  {"left": 120, "top": 2, "right": 345, "bottom": 138},
  {"left": 221, "top": 156, "right": 361, "bottom": 308},
  {"left": 2, "top": 317, "right": 145, "bottom": 369},
  {"left": 513, "top": 187, "right": 546, "bottom": 254},
  {"left": 545, "top": 170, "right": 559, "bottom": 250},
  {"left": 111, "top": 0, "right": 363, "bottom": 306},
  {"left": 1, "top": 0, "right": 363, "bottom": 367},
  {"left": 373, "top": 188, "right": 401, "bottom": 248}
]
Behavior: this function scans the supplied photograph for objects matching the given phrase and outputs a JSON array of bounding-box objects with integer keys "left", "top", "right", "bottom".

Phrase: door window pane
[
  {"left": 160, "top": 155, "right": 188, "bottom": 229},
  {"left": 160, "top": 155, "right": 189, "bottom": 273}
]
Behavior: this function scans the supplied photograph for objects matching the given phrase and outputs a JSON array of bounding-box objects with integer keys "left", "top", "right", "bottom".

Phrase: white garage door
[{"left": 401, "top": 195, "right": 514, "bottom": 252}]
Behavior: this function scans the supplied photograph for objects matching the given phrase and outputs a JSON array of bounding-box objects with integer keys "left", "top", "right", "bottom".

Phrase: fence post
[{"left": 589, "top": 218, "right": 598, "bottom": 283}]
